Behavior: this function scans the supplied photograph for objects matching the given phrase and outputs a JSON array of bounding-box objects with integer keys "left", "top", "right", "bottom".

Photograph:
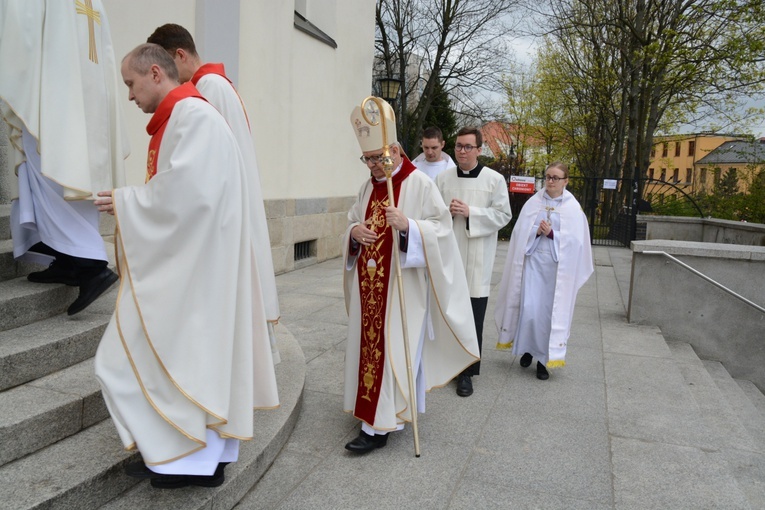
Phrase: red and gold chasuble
[
  {"left": 191, "top": 63, "right": 251, "bottom": 130},
  {"left": 354, "top": 159, "right": 416, "bottom": 424},
  {"left": 144, "top": 82, "right": 206, "bottom": 182}
]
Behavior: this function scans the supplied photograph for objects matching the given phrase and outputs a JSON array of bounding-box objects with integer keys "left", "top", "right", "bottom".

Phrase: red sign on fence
[{"left": 509, "top": 175, "right": 536, "bottom": 194}]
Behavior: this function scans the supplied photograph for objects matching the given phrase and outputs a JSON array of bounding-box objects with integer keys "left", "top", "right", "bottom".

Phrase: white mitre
[{"left": 349, "top": 98, "right": 397, "bottom": 152}]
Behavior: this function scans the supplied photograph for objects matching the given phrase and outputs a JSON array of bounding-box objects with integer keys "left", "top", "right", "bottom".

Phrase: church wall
[{"left": 102, "top": 0, "right": 376, "bottom": 272}]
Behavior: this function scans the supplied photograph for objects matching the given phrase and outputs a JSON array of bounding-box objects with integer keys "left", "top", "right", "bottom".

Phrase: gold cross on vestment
[{"left": 75, "top": 0, "right": 101, "bottom": 64}]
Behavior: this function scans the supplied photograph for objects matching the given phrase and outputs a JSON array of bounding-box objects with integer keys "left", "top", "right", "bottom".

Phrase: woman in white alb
[{"left": 494, "top": 162, "right": 593, "bottom": 380}]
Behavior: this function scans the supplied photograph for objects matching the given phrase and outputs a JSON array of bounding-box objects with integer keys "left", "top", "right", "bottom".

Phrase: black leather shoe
[
  {"left": 536, "top": 362, "right": 549, "bottom": 380},
  {"left": 519, "top": 352, "right": 533, "bottom": 368},
  {"left": 456, "top": 374, "right": 473, "bottom": 397},
  {"left": 149, "top": 463, "right": 226, "bottom": 489},
  {"left": 27, "top": 261, "right": 79, "bottom": 286},
  {"left": 67, "top": 268, "right": 118, "bottom": 315},
  {"left": 344, "top": 431, "right": 388, "bottom": 454}
]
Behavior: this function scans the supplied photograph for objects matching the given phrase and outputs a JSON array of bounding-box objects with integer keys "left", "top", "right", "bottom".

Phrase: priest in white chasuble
[
  {"left": 93, "top": 44, "right": 278, "bottom": 489},
  {"left": 436, "top": 126, "right": 512, "bottom": 397},
  {"left": 0, "top": 0, "right": 129, "bottom": 315},
  {"left": 147, "top": 23, "right": 282, "bottom": 364},
  {"left": 342, "top": 98, "right": 479, "bottom": 454}
]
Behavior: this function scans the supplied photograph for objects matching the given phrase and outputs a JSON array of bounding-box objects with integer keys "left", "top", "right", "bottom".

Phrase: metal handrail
[{"left": 642, "top": 250, "right": 765, "bottom": 314}]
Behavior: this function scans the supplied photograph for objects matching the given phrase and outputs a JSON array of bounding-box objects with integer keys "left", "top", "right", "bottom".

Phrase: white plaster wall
[{"left": 101, "top": 0, "right": 375, "bottom": 199}]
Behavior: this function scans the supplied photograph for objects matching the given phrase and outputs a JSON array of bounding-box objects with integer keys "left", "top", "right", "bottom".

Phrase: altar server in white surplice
[
  {"left": 436, "top": 126, "right": 512, "bottom": 397},
  {"left": 494, "top": 162, "right": 593, "bottom": 381},
  {"left": 0, "top": 0, "right": 128, "bottom": 315},
  {"left": 93, "top": 44, "right": 278, "bottom": 490},
  {"left": 147, "top": 23, "right": 282, "bottom": 363},
  {"left": 342, "top": 98, "right": 479, "bottom": 454},
  {"left": 412, "top": 126, "right": 456, "bottom": 180}
]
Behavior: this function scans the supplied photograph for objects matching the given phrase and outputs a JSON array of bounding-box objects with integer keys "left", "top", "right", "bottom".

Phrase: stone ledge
[{"left": 632, "top": 239, "right": 765, "bottom": 261}]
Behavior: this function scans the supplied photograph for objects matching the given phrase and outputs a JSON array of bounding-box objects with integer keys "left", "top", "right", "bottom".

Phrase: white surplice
[
  {"left": 436, "top": 165, "right": 512, "bottom": 298},
  {"left": 412, "top": 152, "right": 456, "bottom": 180}
]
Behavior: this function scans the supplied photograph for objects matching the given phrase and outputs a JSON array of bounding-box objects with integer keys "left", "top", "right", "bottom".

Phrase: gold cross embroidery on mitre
[{"left": 75, "top": 0, "right": 101, "bottom": 64}]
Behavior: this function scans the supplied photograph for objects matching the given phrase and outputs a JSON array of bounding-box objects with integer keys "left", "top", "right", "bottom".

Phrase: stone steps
[
  {"left": 0, "top": 358, "right": 108, "bottom": 466},
  {"left": 668, "top": 341, "right": 765, "bottom": 507},
  {"left": 705, "top": 360, "right": 765, "bottom": 450},
  {"left": 669, "top": 341, "right": 763, "bottom": 453},
  {"left": 0, "top": 419, "right": 141, "bottom": 510},
  {"left": 0, "top": 277, "right": 78, "bottom": 332},
  {"left": 0, "top": 203, "right": 10, "bottom": 240},
  {"left": 0, "top": 323, "right": 304, "bottom": 510},
  {"left": 0, "top": 311, "right": 110, "bottom": 391}
]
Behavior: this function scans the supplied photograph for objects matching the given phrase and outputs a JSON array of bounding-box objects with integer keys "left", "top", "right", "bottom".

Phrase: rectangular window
[
  {"left": 648, "top": 168, "right": 654, "bottom": 179},
  {"left": 662, "top": 143, "right": 668, "bottom": 157},
  {"left": 675, "top": 142, "right": 681, "bottom": 157},
  {"left": 672, "top": 168, "right": 679, "bottom": 183},
  {"left": 660, "top": 168, "right": 666, "bottom": 181},
  {"left": 651, "top": 147, "right": 656, "bottom": 158},
  {"left": 700, "top": 168, "right": 707, "bottom": 184},
  {"left": 714, "top": 168, "right": 721, "bottom": 185},
  {"left": 688, "top": 140, "right": 695, "bottom": 156},
  {"left": 685, "top": 168, "right": 692, "bottom": 184}
]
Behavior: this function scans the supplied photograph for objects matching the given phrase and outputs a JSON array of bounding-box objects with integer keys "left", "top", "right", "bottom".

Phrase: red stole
[
  {"left": 145, "top": 82, "right": 206, "bottom": 182},
  {"left": 354, "top": 157, "right": 417, "bottom": 424},
  {"left": 191, "top": 63, "right": 251, "bottom": 130}
]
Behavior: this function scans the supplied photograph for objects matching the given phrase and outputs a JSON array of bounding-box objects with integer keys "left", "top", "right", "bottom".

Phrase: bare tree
[{"left": 375, "top": 0, "right": 522, "bottom": 151}]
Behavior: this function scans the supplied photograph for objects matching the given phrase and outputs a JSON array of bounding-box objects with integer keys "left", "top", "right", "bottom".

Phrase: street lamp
[{"left": 377, "top": 76, "right": 402, "bottom": 103}]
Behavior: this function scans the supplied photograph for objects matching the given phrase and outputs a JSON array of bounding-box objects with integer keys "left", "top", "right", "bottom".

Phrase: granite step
[
  {"left": 0, "top": 276, "right": 79, "bottom": 332},
  {"left": 0, "top": 324, "right": 305, "bottom": 510},
  {"left": 0, "top": 419, "right": 140, "bottom": 510},
  {"left": 668, "top": 341, "right": 762, "bottom": 453},
  {"left": 705, "top": 360, "right": 765, "bottom": 451},
  {"left": 99, "top": 325, "right": 305, "bottom": 510},
  {"left": 0, "top": 239, "right": 50, "bottom": 284},
  {"left": 0, "top": 358, "right": 108, "bottom": 467},
  {"left": 0, "top": 203, "right": 10, "bottom": 241},
  {"left": 737, "top": 378, "right": 765, "bottom": 419},
  {"left": 0, "top": 311, "right": 111, "bottom": 391}
]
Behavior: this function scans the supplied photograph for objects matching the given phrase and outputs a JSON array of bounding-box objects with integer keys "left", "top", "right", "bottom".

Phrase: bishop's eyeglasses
[
  {"left": 545, "top": 175, "right": 566, "bottom": 182},
  {"left": 359, "top": 154, "right": 385, "bottom": 165}
]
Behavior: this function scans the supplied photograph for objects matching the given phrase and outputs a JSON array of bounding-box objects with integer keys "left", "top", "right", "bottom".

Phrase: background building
[{"left": 646, "top": 132, "right": 748, "bottom": 195}]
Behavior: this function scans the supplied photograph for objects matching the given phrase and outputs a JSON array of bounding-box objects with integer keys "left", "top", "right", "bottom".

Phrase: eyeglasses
[
  {"left": 545, "top": 175, "right": 566, "bottom": 182},
  {"left": 360, "top": 154, "right": 385, "bottom": 165},
  {"left": 454, "top": 144, "right": 478, "bottom": 152}
]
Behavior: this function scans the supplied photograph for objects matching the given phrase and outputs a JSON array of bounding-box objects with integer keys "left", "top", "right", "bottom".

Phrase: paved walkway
[{"left": 235, "top": 244, "right": 765, "bottom": 510}]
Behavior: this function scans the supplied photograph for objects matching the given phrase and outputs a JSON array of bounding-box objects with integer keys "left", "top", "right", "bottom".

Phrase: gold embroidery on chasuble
[
  {"left": 75, "top": 0, "right": 101, "bottom": 64},
  {"left": 146, "top": 149, "right": 157, "bottom": 182},
  {"left": 354, "top": 193, "right": 393, "bottom": 424}
]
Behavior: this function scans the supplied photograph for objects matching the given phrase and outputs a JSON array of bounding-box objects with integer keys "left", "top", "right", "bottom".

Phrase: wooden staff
[{"left": 360, "top": 96, "right": 421, "bottom": 458}]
